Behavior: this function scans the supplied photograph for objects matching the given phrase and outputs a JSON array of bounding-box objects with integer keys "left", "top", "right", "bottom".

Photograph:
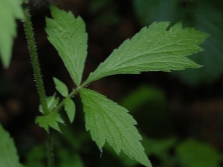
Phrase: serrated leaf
[
  {"left": 0, "top": 0, "right": 24, "bottom": 68},
  {"left": 35, "top": 112, "right": 64, "bottom": 133},
  {"left": 39, "top": 94, "right": 59, "bottom": 113},
  {"left": 79, "top": 88, "right": 151, "bottom": 167},
  {"left": 53, "top": 77, "right": 68, "bottom": 97},
  {"left": 64, "top": 98, "right": 76, "bottom": 123},
  {"left": 0, "top": 125, "right": 20, "bottom": 167},
  {"left": 46, "top": 6, "right": 88, "bottom": 86},
  {"left": 85, "top": 22, "right": 208, "bottom": 84}
]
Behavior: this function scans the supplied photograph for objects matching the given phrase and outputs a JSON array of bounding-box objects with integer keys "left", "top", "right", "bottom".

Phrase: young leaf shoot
[
  {"left": 64, "top": 98, "right": 76, "bottom": 123},
  {"left": 53, "top": 77, "right": 68, "bottom": 97}
]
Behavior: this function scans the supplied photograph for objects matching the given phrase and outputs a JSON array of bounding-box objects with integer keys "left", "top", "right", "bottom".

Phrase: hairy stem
[
  {"left": 23, "top": 6, "right": 49, "bottom": 115},
  {"left": 46, "top": 134, "right": 55, "bottom": 167},
  {"left": 23, "top": 5, "right": 54, "bottom": 167}
]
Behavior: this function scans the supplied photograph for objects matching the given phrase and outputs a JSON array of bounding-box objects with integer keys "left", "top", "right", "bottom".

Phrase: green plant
[{"left": 0, "top": 1, "right": 208, "bottom": 167}]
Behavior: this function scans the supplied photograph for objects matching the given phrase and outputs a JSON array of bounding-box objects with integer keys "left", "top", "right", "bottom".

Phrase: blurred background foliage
[
  {"left": 0, "top": 0, "right": 223, "bottom": 166},
  {"left": 134, "top": 0, "right": 223, "bottom": 85}
]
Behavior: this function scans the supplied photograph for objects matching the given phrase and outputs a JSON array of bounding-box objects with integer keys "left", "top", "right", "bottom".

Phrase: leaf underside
[
  {"left": 85, "top": 22, "right": 208, "bottom": 84},
  {"left": 46, "top": 6, "right": 88, "bottom": 86},
  {"left": 80, "top": 88, "right": 152, "bottom": 167}
]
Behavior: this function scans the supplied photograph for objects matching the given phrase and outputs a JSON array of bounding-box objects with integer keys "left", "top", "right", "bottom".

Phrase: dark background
[{"left": 0, "top": 0, "right": 223, "bottom": 166}]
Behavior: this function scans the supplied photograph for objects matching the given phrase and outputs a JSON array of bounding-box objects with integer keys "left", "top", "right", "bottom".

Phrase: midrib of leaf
[
  {"left": 66, "top": 22, "right": 85, "bottom": 85},
  {"left": 60, "top": 19, "right": 80, "bottom": 84},
  {"left": 98, "top": 104, "right": 134, "bottom": 149},
  {"left": 91, "top": 44, "right": 199, "bottom": 78},
  {"left": 97, "top": 107, "right": 147, "bottom": 165},
  {"left": 112, "top": 31, "right": 202, "bottom": 67},
  {"left": 112, "top": 43, "right": 199, "bottom": 69}
]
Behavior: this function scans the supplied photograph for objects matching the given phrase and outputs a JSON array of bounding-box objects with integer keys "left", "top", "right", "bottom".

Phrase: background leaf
[
  {"left": 173, "top": 2, "right": 223, "bottom": 85},
  {"left": 133, "top": 0, "right": 181, "bottom": 24},
  {"left": 0, "top": 0, "right": 24, "bottom": 68},
  {"left": 133, "top": 0, "right": 223, "bottom": 85},
  {"left": 64, "top": 98, "right": 76, "bottom": 123},
  {"left": 85, "top": 22, "right": 208, "bottom": 84},
  {"left": 80, "top": 88, "right": 151, "bottom": 167},
  {"left": 176, "top": 139, "right": 222, "bottom": 167},
  {"left": 58, "top": 149, "right": 84, "bottom": 167},
  {"left": 121, "top": 85, "right": 166, "bottom": 113},
  {"left": 53, "top": 77, "right": 68, "bottom": 97},
  {"left": 25, "top": 145, "right": 45, "bottom": 167},
  {"left": 0, "top": 125, "right": 20, "bottom": 167},
  {"left": 46, "top": 6, "right": 88, "bottom": 86}
]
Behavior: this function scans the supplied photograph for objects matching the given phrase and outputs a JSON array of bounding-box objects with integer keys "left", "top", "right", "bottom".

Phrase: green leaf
[
  {"left": 79, "top": 88, "right": 151, "bottom": 167},
  {"left": 46, "top": 6, "right": 88, "bottom": 86},
  {"left": 142, "top": 137, "right": 176, "bottom": 156},
  {"left": 0, "top": 0, "right": 24, "bottom": 68},
  {"left": 85, "top": 22, "right": 208, "bottom": 84},
  {"left": 25, "top": 145, "right": 45, "bottom": 167},
  {"left": 39, "top": 94, "right": 59, "bottom": 113},
  {"left": 176, "top": 139, "right": 222, "bottom": 167},
  {"left": 64, "top": 98, "right": 76, "bottom": 123},
  {"left": 0, "top": 125, "right": 20, "bottom": 167},
  {"left": 53, "top": 77, "right": 68, "bottom": 97},
  {"left": 35, "top": 112, "right": 64, "bottom": 133},
  {"left": 58, "top": 149, "right": 84, "bottom": 167}
]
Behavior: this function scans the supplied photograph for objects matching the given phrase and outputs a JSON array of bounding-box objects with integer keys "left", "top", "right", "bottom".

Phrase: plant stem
[
  {"left": 46, "top": 134, "right": 55, "bottom": 167},
  {"left": 54, "top": 81, "right": 89, "bottom": 113},
  {"left": 23, "top": 6, "right": 49, "bottom": 115},
  {"left": 54, "top": 86, "right": 81, "bottom": 112},
  {"left": 23, "top": 5, "right": 54, "bottom": 167}
]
